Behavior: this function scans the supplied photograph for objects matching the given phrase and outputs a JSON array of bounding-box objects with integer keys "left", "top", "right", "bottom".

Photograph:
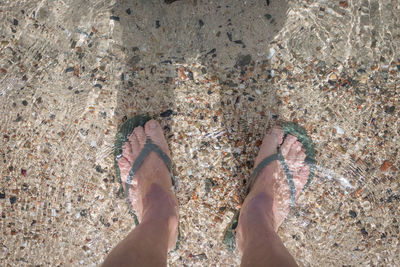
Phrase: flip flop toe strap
[
  {"left": 124, "top": 138, "right": 173, "bottom": 198},
  {"left": 247, "top": 152, "right": 296, "bottom": 207}
]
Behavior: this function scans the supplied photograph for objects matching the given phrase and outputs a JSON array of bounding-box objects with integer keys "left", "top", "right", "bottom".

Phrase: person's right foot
[{"left": 236, "top": 128, "right": 310, "bottom": 252}]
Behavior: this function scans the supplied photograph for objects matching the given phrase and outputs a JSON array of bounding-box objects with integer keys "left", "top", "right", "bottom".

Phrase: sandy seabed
[{"left": 1, "top": 0, "right": 399, "bottom": 266}]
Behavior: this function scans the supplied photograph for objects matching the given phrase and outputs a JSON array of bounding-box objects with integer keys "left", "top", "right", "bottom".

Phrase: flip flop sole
[{"left": 222, "top": 122, "right": 316, "bottom": 252}]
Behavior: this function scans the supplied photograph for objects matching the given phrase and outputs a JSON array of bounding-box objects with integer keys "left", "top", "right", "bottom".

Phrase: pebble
[
  {"left": 349, "top": 210, "right": 357, "bottom": 218},
  {"left": 334, "top": 126, "right": 344, "bottom": 135},
  {"left": 236, "top": 54, "right": 252, "bottom": 67},
  {"left": 328, "top": 72, "right": 337, "bottom": 81},
  {"left": 160, "top": 109, "right": 173, "bottom": 117},
  {"left": 90, "top": 140, "right": 97, "bottom": 148},
  {"left": 267, "top": 47, "right": 275, "bottom": 60},
  {"left": 10, "top": 196, "right": 17, "bottom": 204},
  {"left": 109, "top": 16, "right": 120, "bottom": 21}
]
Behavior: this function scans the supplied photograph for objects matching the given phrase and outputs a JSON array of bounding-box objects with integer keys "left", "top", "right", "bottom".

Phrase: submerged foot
[
  {"left": 236, "top": 128, "right": 310, "bottom": 252},
  {"left": 117, "top": 119, "right": 178, "bottom": 249}
]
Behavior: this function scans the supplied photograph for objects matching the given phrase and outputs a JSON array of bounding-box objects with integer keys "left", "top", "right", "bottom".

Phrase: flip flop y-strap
[
  {"left": 246, "top": 151, "right": 296, "bottom": 207},
  {"left": 124, "top": 138, "right": 173, "bottom": 198}
]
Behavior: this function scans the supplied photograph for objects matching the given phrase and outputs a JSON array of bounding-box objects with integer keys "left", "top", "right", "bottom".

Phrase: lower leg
[
  {"left": 238, "top": 193, "right": 298, "bottom": 267},
  {"left": 102, "top": 184, "right": 178, "bottom": 267}
]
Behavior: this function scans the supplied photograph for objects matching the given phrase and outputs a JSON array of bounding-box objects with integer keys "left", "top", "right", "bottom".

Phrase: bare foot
[
  {"left": 236, "top": 128, "right": 310, "bottom": 252},
  {"left": 117, "top": 119, "right": 178, "bottom": 249}
]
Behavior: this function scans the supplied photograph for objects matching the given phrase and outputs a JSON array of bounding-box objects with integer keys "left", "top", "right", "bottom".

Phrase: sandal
[
  {"left": 114, "top": 115, "right": 181, "bottom": 250},
  {"left": 223, "top": 122, "right": 315, "bottom": 252}
]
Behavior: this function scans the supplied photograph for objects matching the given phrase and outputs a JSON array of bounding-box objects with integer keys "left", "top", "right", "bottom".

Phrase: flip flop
[
  {"left": 222, "top": 122, "right": 316, "bottom": 252},
  {"left": 114, "top": 114, "right": 181, "bottom": 250}
]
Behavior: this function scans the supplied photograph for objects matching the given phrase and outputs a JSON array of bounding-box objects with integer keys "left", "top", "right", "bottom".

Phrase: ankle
[
  {"left": 237, "top": 193, "right": 276, "bottom": 248},
  {"left": 141, "top": 183, "right": 178, "bottom": 232},
  {"left": 242, "top": 192, "right": 275, "bottom": 225}
]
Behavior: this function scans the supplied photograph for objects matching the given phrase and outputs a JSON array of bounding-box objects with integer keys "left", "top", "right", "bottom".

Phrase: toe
[
  {"left": 134, "top": 126, "right": 146, "bottom": 145},
  {"left": 122, "top": 142, "right": 134, "bottom": 163},
  {"left": 297, "top": 148, "right": 307, "bottom": 162},
  {"left": 255, "top": 127, "right": 284, "bottom": 166},
  {"left": 118, "top": 157, "right": 131, "bottom": 184},
  {"left": 145, "top": 120, "right": 170, "bottom": 156},
  {"left": 280, "top": 135, "right": 297, "bottom": 155},
  {"left": 286, "top": 141, "right": 306, "bottom": 171},
  {"left": 128, "top": 131, "right": 140, "bottom": 155}
]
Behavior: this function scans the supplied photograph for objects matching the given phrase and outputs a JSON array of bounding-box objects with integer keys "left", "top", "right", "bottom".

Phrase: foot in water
[
  {"left": 236, "top": 128, "right": 310, "bottom": 253},
  {"left": 117, "top": 119, "right": 178, "bottom": 250}
]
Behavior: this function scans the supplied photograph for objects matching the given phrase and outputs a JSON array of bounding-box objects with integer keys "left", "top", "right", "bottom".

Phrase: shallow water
[{"left": 0, "top": 0, "right": 399, "bottom": 266}]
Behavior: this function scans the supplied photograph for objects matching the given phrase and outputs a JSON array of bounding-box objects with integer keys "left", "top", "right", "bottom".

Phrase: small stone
[
  {"left": 95, "top": 165, "right": 104, "bottom": 173},
  {"left": 384, "top": 106, "right": 395, "bottom": 114},
  {"left": 22, "top": 100, "right": 28, "bottom": 106},
  {"left": 13, "top": 19, "right": 18, "bottom": 26},
  {"left": 339, "top": 1, "right": 349, "bottom": 8},
  {"left": 199, "top": 19, "right": 204, "bottom": 27},
  {"left": 65, "top": 67, "right": 74, "bottom": 73},
  {"left": 155, "top": 20, "right": 160, "bottom": 28},
  {"left": 80, "top": 209, "right": 87, "bottom": 217},
  {"left": 0, "top": 192, "right": 5, "bottom": 199},
  {"left": 360, "top": 228, "right": 368, "bottom": 236},
  {"left": 90, "top": 140, "right": 97, "bottom": 148},
  {"left": 236, "top": 54, "right": 252, "bottom": 67},
  {"left": 205, "top": 178, "right": 213, "bottom": 193},
  {"left": 227, "top": 32, "right": 232, "bottom": 41},
  {"left": 267, "top": 47, "right": 275, "bottom": 60},
  {"left": 349, "top": 210, "right": 357, "bottom": 218},
  {"left": 328, "top": 73, "right": 337, "bottom": 81},
  {"left": 380, "top": 160, "right": 391, "bottom": 172},
  {"left": 110, "top": 16, "right": 120, "bottom": 21},
  {"left": 264, "top": 14, "right": 272, "bottom": 20},
  {"left": 21, "top": 169, "right": 27, "bottom": 177},
  {"left": 160, "top": 109, "right": 173, "bottom": 117},
  {"left": 10, "top": 196, "right": 17, "bottom": 204},
  {"left": 178, "top": 67, "right": 187, "bottom": 80},
  {"left": 126, "top": 8, "right": 131, "bottom": 15},
  {"left": 334, "top": 126, "right": 344, "bottom": 135}
]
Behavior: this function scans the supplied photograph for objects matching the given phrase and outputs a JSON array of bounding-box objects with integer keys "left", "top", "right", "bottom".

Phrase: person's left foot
[
  {"left": 117, "top": 119, "right": 178, "bottom": 249},
  {"left": 236, "top": 128, "right": 310, "bottom": 252}
]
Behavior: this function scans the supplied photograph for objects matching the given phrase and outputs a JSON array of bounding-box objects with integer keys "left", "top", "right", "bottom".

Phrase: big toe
[
  {"left": 255, "top": 127, "right": 284, "bottom": 166},
  {"left": 145, "top": 120, "right": 170, "bottom": 155},
  {"left": 134, "top": 126, "right": 146, "bottom": 145}
]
